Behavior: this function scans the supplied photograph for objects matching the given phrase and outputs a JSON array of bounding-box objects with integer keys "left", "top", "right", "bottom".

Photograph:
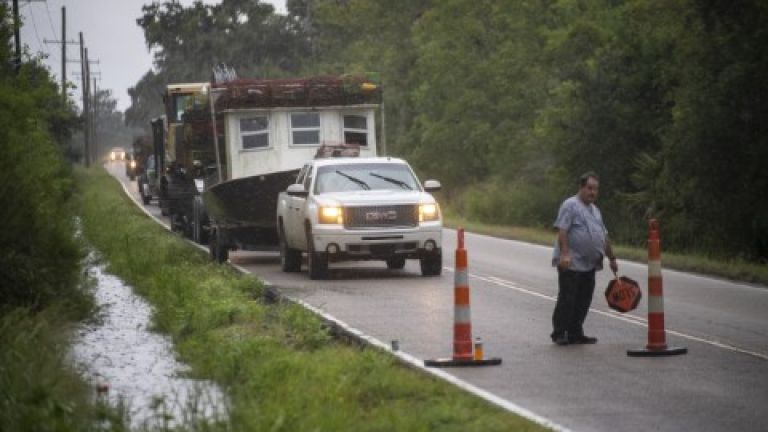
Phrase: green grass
[
  {"left": 444, "top": 213, "right": 768, "bottom": 286},
  {"left": 75, "top": 166, "right": 549, "bottom": 431}
]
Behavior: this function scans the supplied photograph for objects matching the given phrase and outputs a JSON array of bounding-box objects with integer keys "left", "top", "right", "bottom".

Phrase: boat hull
[{"left": 203, "top": 169, "right": 299, "bottom": 248}]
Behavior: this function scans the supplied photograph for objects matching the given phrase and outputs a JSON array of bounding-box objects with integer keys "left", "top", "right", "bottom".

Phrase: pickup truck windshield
[{"left": 315, "top": 163, "right": 420, "bottom": 194}]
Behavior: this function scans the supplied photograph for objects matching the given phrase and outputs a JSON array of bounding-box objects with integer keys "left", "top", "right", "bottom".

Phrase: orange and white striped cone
[
  {"left": 628, "top": 219, "right": 687, "bottom": 357},
  {"left": 425, "top": 228, "right": 501, "bottom": 367}
]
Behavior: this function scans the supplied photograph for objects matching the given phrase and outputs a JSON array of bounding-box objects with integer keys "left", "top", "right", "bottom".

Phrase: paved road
[{"left": 107, "top": 162, "right": 768, "bottom": 432}]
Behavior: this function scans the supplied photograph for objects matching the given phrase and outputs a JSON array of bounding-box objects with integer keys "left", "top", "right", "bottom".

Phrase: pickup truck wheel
[
  {"left": 279, "top": 226, "right": 302, "bottom": 272},
  {"left": 386, "top": 256, "right": 406, "bottom": 270},
  {"left": 306, "top": 229, "right": 328, "bottom": 280},
  {"left": 420, "top": 252, "right": 442, "bottom": 276}
]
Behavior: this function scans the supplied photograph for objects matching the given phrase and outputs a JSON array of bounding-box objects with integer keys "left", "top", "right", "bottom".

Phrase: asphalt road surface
[{"left": 107, "top": 162, "right": 768, "bottom": 432}]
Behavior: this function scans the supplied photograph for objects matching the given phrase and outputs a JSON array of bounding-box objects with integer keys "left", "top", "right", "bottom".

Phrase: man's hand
[
  {"left": 609, "top": 257, "right": 618, "bottom": 273},
  {"left": 559, "top": 253, "right": 571, "bottom": 270}
]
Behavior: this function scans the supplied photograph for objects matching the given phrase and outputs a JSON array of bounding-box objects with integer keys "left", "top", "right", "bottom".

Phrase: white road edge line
[
  {"left": 443, "top": 267, "right": 768, "bottom": 362},
  {"left": 114, "top": 174, "right": 572, "bottom": 432}
]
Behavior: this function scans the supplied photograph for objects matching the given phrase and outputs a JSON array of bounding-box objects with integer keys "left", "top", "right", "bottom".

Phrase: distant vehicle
[
  {"left": 124, "top": 152, "right": 139, "bottom": 180},
  {"left": 277, "top": 151, "right": 443, "bottom": 279},
  {"left": 109, "top": 147, "right": 126, "bottom": 161}
]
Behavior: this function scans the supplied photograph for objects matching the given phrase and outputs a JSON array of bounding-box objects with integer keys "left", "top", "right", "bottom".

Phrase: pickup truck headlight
[
  {"left": 419, "top": 203, "right": 439, "bottom": 222},
  {"left": 319, "top": 206, "right": 344, "bottom": 224},
  {"left": 130, "top": 160, "right": 137, "bottom": 169}
]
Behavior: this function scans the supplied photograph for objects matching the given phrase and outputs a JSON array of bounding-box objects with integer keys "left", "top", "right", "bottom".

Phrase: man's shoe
[
  {"left": 552, "top": 334, "right": 570, "bottom": 346},
  {"left": 569, "top": 335, "right": 598, "bottom": 344}
]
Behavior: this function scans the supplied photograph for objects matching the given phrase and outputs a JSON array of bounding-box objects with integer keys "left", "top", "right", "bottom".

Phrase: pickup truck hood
[{"left": 316, "top": 190, "right": 435, "bottom": 206}]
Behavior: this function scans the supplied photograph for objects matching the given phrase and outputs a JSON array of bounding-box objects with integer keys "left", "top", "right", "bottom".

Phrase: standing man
[{"left": 551, "top": 172, "right": 618, "bottom": 345}]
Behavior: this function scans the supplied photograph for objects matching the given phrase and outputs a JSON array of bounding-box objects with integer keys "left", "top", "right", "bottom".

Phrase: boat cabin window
[
  {"left": 290, "top": 112, "right": 320, "bottom": 145},
  {"left": 240, "top": 116, "right": 269, "bottom": 149},
  {"left": 343, "top": 114, "right": 368, "bottom": 146}
]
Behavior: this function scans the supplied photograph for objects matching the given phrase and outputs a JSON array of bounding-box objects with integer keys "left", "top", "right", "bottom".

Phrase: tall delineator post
[
  {"left": 628, "top": 219, "right": 687, "bottom": 357},
  {"left": 425, "top": 228, "right": 502, "bottom": 367}
]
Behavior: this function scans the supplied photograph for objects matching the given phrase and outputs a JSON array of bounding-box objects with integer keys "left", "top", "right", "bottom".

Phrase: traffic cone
[
  {"left": 425, "top": 228, "right": 502, "bottom": 367},
  {"left": 628, "top": 219, "right": 687, "bottom": 357}
]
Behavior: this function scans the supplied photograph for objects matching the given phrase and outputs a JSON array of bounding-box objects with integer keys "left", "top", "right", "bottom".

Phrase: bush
[
  {"left": 0, "top": 67, "right": 82, "bottom": 309},
  {"left": 458, "top": 177, "right": 563, "bottom": 228}
]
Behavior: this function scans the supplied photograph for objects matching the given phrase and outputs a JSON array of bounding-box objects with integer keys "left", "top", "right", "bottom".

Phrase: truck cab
[{"left": 277, "top": 148, "right": 443, "bottom": 279}]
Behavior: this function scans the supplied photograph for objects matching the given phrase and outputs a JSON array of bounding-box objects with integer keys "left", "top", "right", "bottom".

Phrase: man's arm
[
  {"left": 558, "top": 228, "right": 570, "bottom": 269},
  {"left": 605, "top": 237, "right": 618, "bottom": 273}
]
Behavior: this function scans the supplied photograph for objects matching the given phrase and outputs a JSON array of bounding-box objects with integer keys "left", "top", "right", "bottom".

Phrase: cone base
[
  {"left": 627, "top": 346, "right": 687, "bottom": 357},
  {"left": 424, "top": 357, "right": 502, "bottom": 367}
]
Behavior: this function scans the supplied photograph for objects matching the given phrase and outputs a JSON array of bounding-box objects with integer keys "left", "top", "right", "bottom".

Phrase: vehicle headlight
[
  {"left": 318, "top": 206, "right": 344, "bottom": 224},
  {"left": 110, "top": 152, "right": 116, "bottom": 161},
  {"left": 419, "top": 203, "right": 439, "bottom": 222},
  {"left": 130, "top": 160, "right": 137, "bottom": 168}
]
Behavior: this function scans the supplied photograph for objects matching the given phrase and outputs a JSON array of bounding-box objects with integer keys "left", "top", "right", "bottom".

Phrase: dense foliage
[
  {"left": 127, "top": 0, "right": 768, "bottom": 260},
  {"left": 0, "top": 5, "right": 82, "bottom": 309}
]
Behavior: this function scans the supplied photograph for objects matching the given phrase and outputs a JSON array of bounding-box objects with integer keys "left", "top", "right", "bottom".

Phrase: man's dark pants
[{"left": 551, "top": 268, "right": 596, "bottom": 340}]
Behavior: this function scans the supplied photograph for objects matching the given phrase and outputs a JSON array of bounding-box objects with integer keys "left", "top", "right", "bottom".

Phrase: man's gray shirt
[{"left": 552, "top": 195, "right": 608, "bottom": 272}]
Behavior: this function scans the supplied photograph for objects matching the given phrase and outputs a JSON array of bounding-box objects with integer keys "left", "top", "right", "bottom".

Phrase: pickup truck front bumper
[{"left": 311, "top": 224, "right": 442, "bottom": 261}]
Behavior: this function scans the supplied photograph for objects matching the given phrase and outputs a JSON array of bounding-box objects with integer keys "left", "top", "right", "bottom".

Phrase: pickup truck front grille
[{"left": 344, "top": 205, "right": 418, "bottom": 228}]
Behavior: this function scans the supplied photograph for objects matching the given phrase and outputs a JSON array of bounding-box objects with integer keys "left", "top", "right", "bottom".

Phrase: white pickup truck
[{"left": 276, "top": 155, "right": 443, "bottom": 279}]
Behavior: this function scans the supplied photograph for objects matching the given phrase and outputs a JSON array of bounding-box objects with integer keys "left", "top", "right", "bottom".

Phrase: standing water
[{"left": 70, "top": 252, "right": 228, "bottom": 429}]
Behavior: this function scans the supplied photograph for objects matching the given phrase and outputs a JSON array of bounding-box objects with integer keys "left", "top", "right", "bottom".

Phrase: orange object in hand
[{"left": 605, "top": 273, "right": 642, "bottom": 313}]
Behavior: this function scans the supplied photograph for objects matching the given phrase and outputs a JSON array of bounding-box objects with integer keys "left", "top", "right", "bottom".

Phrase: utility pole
[
  {"left": 12, "top": 0, "right": 21, "bottom": 73},
  {"left": 85, "top": 47, "right": 92, "bottom": 164},
  {"left": 80, "top": 33, "right": 90, "bottom": 167},
  {"left": 44, "top": 9, "right": 79, "bottom": 103},
  {"left": 92, "top": 77, "right": 99, "bottom": 163},
  {"left": 61, "top": 7, "right": 66, "bottom": 103}
]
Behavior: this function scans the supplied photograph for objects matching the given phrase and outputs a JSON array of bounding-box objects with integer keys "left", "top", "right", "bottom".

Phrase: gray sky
[{"left": 19, "top": 0, "right": 287, "bottom": 112}]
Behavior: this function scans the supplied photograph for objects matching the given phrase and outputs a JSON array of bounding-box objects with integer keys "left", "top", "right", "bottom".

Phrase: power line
[
  {"left": 44, "top": 1, "right": 58, "bottom": 37},
  {"left": 27, "top": 4, "right": 47, "bottom": 58}
]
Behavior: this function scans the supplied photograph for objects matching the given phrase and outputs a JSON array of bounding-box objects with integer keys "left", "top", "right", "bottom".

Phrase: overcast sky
[{"left": 19, "top": 0, "right": 287, "bottom": 112}]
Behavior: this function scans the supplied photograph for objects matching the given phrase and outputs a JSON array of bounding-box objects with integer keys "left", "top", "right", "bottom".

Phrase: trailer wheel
[
  {"left": 192, "top": 197, "right": 209, "bottom": 245},
  {"left": 140, "top": 183, "right": 151, "bottom": 205},
  {"left": 279, "top": 223, "right": 301, "bottom": 273},
  {"left": 386, "top": 256, "right": 407, "bottom": 270},
  {"left": 209, "top": 228, "right": 229, "bottom": 263},
  {"left": 306, "top": 227, "right": 328, "bottom": 280}
]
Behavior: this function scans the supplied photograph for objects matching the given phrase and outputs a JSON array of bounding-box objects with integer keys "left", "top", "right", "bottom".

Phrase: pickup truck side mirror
[
  {"left": 423, "top": 180, "right": 442, "bottom": 192},
  {"left": 286, "top": 183, "right": 309, "bottom": 197}
]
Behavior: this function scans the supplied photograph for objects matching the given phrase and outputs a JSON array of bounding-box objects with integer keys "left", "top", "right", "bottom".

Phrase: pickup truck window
[
  {"left": 343, "top": 115, "right": 368, "bottom": 146},
  {"left": 291, "top": 112, "right": 320, "bottom": 145},
  {"left": 240, "top": 116, "right": 269, "bottom": 149},
  {"left": 314, "top": 163, "right": 420, "bottom": 194}
]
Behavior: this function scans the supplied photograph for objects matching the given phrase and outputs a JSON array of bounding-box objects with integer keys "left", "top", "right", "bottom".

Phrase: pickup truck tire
[
  {"left": 306, "top": 228, "right": 328, "bottom": 280},
  {"left": 420, "top": 252, "right": 442, "bottom": 276},
  {"left": 279, "top": 224, "right": 302, "bottom": 272},
  {"left": 386, "top": 256, "right": 407, "bottom": 270}
]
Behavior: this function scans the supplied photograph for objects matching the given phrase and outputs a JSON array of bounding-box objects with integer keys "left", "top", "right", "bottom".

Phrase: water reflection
[{"left": 71, "top": 253, "right": 228, "bottom": 429}]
